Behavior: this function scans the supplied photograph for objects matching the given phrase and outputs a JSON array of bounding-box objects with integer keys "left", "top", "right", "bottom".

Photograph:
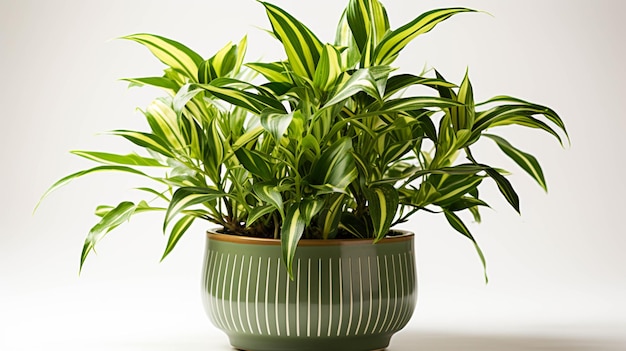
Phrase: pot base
[{"left": 229, "top": 334, "right": 392, "bottom": 351}]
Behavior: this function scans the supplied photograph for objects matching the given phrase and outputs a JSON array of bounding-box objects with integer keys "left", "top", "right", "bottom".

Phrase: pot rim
[{"left": 206, "top": 228, "right": 414, "bottom": 246}]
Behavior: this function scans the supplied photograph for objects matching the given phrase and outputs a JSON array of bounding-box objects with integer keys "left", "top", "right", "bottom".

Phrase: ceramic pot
[{"left": 201, "top": 230, "right": 417, "bottom": 351}]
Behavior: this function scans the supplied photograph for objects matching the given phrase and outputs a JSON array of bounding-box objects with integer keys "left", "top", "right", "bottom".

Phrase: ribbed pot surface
[{"left": 201, "top": 231, "right": 417, "bottom": 351}]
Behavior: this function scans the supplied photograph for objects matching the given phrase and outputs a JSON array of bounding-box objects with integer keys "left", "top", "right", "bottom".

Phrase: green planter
[{"left": 201, "top": 230, "right": 417, "bottom": 351}]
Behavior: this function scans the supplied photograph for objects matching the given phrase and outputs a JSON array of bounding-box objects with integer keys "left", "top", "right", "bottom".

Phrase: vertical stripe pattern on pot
[{"left": 201, "top": 234, "right": 417, "bottom": 339}]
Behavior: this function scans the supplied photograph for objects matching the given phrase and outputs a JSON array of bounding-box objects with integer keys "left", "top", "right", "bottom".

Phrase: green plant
[{"left": 39, "top": 0, "right": 567, "bottom": 279}]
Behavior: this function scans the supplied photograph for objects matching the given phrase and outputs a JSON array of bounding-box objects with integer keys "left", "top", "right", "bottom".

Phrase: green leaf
[
  {"left": 300, "top": 198, "right": 324, "bottom": 225},
  {"left": 70, "top": 151, "right": 164, "bottom": 167},
  {"left": 235, "top": 148, "right": 274, "bottom": 180},
  {"left": 485, "top": 134, "right": 547, "bottom": 191},
  {"left": 198, "top": 41, "right": 238, "bottom": 83},
  {"left": 309, "top": 137, "right": 357, "bottom": 190},
  {"left": 281, "top": 202, "right": 306, "bottom": 279},
  {"left": 245, "top": 61, "right": 293, "bottom": 84},
  {"left": 373, "top": 8, "right": 475, "bottom": 65},
  {"left": 197, "top": 83, "right": 285, "bottom": 114},
  {"left": 365, "top": 184, "right": 399, "bottom": 241},
  {"left": 260, "top": 108, "right": 294, "bottom": 142},
  {"left": 485, "top": 167, "right": 520, "bottom": 214},
  {"left": 261, "top": 1, "right": 324, "bottom": 79},
  {"left": 80, "top": 201, "right": 137, "bottom": 270},
  {"left": 370, "top": 96, "right": 462, "bottom": 116},
  {"left": 313, "top": 44, "right": 345, "bottom": 92},
  {"left": 36, "top": 165, "right": 152, "bottom": 212},
  {"left": 384, "top": 74, "right": 456, "bottom": 99},
  {"left": 161, "top": 214, "right": 196, "bottom": 261},
  {"left": 317, "top": 193, "right": 346, "bottom": 239},
  {"left": 164, "top": 187, "right": 224, "bottom": 231},
  {"left": 455, "top": 69, "right": 475, "bottom": 130},
  {"left": 122, "top": 77, "right": 179, "bottom": 91},
  {"left": 253, "top": 183, "right": 284, "bottom": 216},
  {"left": 246, "top": 205, "right": 276, "bottom": 226},
  {"left": 347, "top": 0, "right": 390, "bottom": 53},
  {"left": 122, "top": 33, "right": 203, "bottom": 81},
  {"left": 431, "top": 174, "right": 483, "bottom": 205},
  {"left": 111, "top": 130, "right": 175, "bottom": 158},
  {"left": 443, "top": 210, "right": 488, "bottom": 283},
  {"left": 324, "top": 66, "right": 394, "bottom": 107}
]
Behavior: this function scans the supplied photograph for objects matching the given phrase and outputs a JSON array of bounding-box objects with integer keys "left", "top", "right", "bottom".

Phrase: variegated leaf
[
  {"left": 260, "top": 108, "right": 294, "bottom": 142},
  {"left": 111, "top": 130, "right": 175, "bottom": 158},
  {"left": 122, "top": 33, "right": 203, "bottom": 81},
  {"left": 443, "top": 209, "right": 488, "bottom": 283},
  {"left": 253, "top": 183, "right": 284, "bottom": 216},
  {"left": 235, "top": 148, "right": 273, "bottom": 180},
  {"left": 373, "top": 8, "right": 474, "bottom": 65},
  {"left": 313, "top": 44, "right": 345, "bottom": 92},
  {"left": 281, "top": 202, "right": 306, "bottom": 279},
  {"left": 365, "top": 184, "right": 399, "bottom": 241},
  {"left": 309, "top": 137, "right": 357, "bottom": 190},
  {"left": 80, "top": 201, "right": 137, "bottom": 270},
  {"left": 164, "top": 187, "right": 224, "bottom": 231},
  {"left": 70, "top": 151, "right": 164, "bottom": 167},
  {"left": 324, "top": 66, "right": 394, "bottom": 107},
  {"left": 485, "top": 134, "right": 547, "bottom": 191},
  {"left": 161, "top": 214, "right": 196, "bottom": 260},
  {"left": 261, "top": 1, "right": 323, "bottom": 79},
  {"left": 347, "top": 0, "right": 390, "bottom": 52}
]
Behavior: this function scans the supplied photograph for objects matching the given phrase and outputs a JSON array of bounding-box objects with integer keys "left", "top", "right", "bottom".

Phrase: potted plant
[{"left": 38, "top": 0, "right": 568, "bottom": 350}]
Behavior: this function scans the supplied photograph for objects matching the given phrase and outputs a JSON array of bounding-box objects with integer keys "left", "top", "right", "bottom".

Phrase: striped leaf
[
  {"left": 324, "top": 66, "right": 394, "bottom": 107},
  {"left": 123, "top": 77, "right": 179, "bottom": 91},
  {"left": 300, "top": 198, "right": 324, "bottom": 225},
  {"left": 443, "top": 209, "right": 488, "bottom": 283},
  {"left": 164, "top": 187, "right": 224, "bottom": 231},
  {"left": 260, "top": 108, "right": 294, "bottom": 142},
  {"left": 364, "top": 184, "right": 399, "bottom": 241},
  {"left": 261, "top": 1, "right": 324, "bottom": 79},
  {"left": 313, "top": 44, "right": 345, "bottom": 92},
  {"left": 246, "top": 204, "right": 276, "bottom": 226},
  {"left": 198, "top": 84, "right": 285, "bottom": 114},
  {"left": 81, "top": 201, "right": 137, "bottom": 270},
  {"left": 485, "top": 134, "right": 547, "bottom": 191},
  {"left": 334, "top": 9, "right": 361, "bottom": 69},
  {"left": 368, "top": 96, "right": 462, "bottom": 117},
  {"left": 455, "top": 70, "right": 475, "bottom": 130},
  {"left": 198, "top": 41, "right": 238, "bottom": 83},
  {"left": 309, "top": 137, "right": 357, "bottom": 190},
  {"left": 280, "top": 202, "right": 306, "bottom": 279},
  {"left": 318, "top": 193, "right": 346, "bottom": 239},
  {"left": 145, "top": 99, "right": 186, "bottom": 150},
  {"left": 70, "top": 151, "right": 164, "bottom": 167},
  {"left": 373, "top": 8, "right": 475, "bottom": 65},
  {"left": 36, "top": 165, "right": 152, "bottom": 212},
  {"left": 123, "top": 33, "right": 203, "bottom": 81},
  {"left": 161, "top": 214, "right": 196, "bottom": 261},
  {"left": 478, "top": 95, "right": 568, "bottom": 135},
  {"left": 253, "top": 183, "right": 284, "bottom": 216},
  {"left": 245, "top": 61, "right": 293, "bottom": 83},
  {"left": 485, "top": 167, "right": 520, "bottom": 214},
  {"left": 235, "top": 148, "right": 273, "bottom": 180},
  {"left": 431, "top": 174, "right": 483, "bottom": 205},
  {"left": 384, "top": 73, "right": 456, "bottom": 99},
  {"left": 111, "top": 130, "right": 175, "bottom": 158},
  {"left": 473, "top": 100, "right": 567, "bottom": 145},
  {"left": 347, "top": 0, "right": 390, "bottom": 52}
]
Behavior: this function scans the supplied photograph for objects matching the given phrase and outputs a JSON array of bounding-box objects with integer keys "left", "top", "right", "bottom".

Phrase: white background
[{"left": 2, "top": 0, "right": 625, "bottom": 350}]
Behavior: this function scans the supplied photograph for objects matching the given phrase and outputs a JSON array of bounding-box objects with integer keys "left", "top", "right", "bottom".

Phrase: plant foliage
[{"left": 39, "top": 0, "right": 568, "bottom": 279}]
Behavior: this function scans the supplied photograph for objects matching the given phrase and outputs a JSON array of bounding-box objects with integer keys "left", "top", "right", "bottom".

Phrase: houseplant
[{"left": 38, "top": 0, "right": 567, "bottom": 350}]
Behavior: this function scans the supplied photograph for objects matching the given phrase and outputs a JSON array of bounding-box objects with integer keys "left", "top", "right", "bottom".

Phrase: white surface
[{"left": 2, "top": 0, "right": 625, "bottom": 350}]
